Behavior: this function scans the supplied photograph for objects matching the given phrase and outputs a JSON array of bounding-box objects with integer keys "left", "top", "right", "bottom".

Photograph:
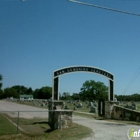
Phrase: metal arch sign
[
  {"left": 53, "top": 66, "right": 114, "bottom": 101},
  {"left": 54, "top": 66, "right": 114, "bottom": 81}
]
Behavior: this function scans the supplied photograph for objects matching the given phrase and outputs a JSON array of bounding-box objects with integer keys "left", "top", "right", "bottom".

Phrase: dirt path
[{"left": 0, "top": 100, "right": 139, "bottom": 140}]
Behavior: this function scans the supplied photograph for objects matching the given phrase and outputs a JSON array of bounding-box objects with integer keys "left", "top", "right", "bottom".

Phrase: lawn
[
  {"left": 0, "top": 114, "right": 17, "bottom": 135},
  {"left": 64, "top": 100, "right": 97, "bottom": 113},
  {"left": 136, "top": 103, "right": 140, "bottom": 111},
  {"left": 0, "top": 114, "right": 93, "bottom": 140},
  {"left": 11, "top": 99, "right": 97, "bottom": 113}
]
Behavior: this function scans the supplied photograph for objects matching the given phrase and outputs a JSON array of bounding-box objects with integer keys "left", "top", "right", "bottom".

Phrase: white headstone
[
  {"left": 88, "top": 102, "right": 93, "bottom": 107},
  {"left": 77, "top": 103, "right": 83, "bottom": 108}
]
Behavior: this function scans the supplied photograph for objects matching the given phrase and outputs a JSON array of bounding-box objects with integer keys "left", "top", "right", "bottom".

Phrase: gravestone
[
  {"left": 114, "top": 98, "right": 117, "bottom": 102},
  {"left": 77, "top": 103, "right": 83, "bottom": 108},
  {"left": 62, "top": 102, "right": 65, "bottom": 109},
  {"left": 125, "top": 105, "right": 136, "bottom": 110},
  {"left": 41, "top": 103, "right": 45, "bottom": 107},
  {"left": 64, "top": 106, "right": 69, "bottom": 109},
  {"left": 132, "top": 102, "right": 137, "bottom": 110},
  {"left": 94, "top": 103, "right": 97, "bottom": 107},
  {"left": 87, "top": 102, "right": 93, "bottom": 108},
  {"left": 90, "top": 106, "right": 97, "bottom": 113},
  {"left": 73, "top": 106, "right": 77, "bottom": 110}
]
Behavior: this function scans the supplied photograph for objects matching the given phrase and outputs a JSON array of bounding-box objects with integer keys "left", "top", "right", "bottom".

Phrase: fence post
[
  {"left": 59, "top": 111, "right": 61, "bottom": 130},
  {"left": 17, "top": 111, "right": 19, "bottom": 133}
]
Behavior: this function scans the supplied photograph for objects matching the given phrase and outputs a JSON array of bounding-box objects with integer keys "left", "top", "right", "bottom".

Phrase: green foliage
[
  {"left": 33, "top": 86, "right": 52, "bottom": 99},
  {"left": 33, "top": 89, "right": 40, "bottom": 99},
  {"left": 1, "top": 85, "right": 33, "bottom": 99},
  {"left": 26, "top": 87, "right": 33, "bottom": 94},
  {"left": 11, "top": 85, "right": 29, "bottom": 95},
  {"left": 4, "top": 88, "right": 19, "bottom": 98},
  {"left": 0, "top": 74, "right": 2, "bottom": 89},
  {"left": 0, "top": 114, "right": 17, "bottom": 135},
  {"left": 72, "top": 93, "right": 80, "bottom": 100},
  {"left": 0, "top": 84, "right": 52, "bottom": 99},
  {"left": 116, "top": 93, "right": 140, "bottom": 101},
  {"left": 0, "top": 75, "right": 3, "bottom": 98},
  {"left": 0, "top": 89, "right": 3, "bottom": 99},
  {"left": 80, "top": 80, "right": 108, "bottom": 100},
  {"left": 60, "top": 92, "right": 72, "bottom": 100}
]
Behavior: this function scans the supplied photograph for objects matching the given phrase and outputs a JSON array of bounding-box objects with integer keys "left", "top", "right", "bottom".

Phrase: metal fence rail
[
  {"left": 0, "top": 110, "right": 49, "bottom": 134},
  {"left": 0, "top": 110, "right": 73, "bottom": 134}
]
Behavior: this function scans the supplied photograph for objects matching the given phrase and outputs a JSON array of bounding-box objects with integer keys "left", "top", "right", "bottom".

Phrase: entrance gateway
[{"left": 52, "top": 65, "right": 114, "bottom": 101}]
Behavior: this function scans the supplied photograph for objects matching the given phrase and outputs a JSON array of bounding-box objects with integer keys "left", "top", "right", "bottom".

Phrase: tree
[
  {"left": 1, "top": 85, "right": 32, "bottom": 99},
  {"left": 95, "top": 81, "right": 108, "bottom": 100},
  {"left": 11, "top": 85, "right": 28, "bottom": 95},
  {"left": 0, "top": 74, "right": 3, "bottom": 89},
  {"left": 26, "top": 87, "right": 33, "bottom": 95},
  {"left": 0, "top": 74, "right": 3, "bottom": 99},
  {"left": 80, "top": 80, "right": 108, "bottom": 100},
  {"left": 116, "top": 93, "right": 140, "bottom": 101},
  {"left": 3, "top": 87, "right": 19, "bottom": 98},
  {"left": 33, "top": 89, "right": 40, "bottom": 99},
  {"left": 61, "top": 92, "right": 72, "bottom": 100},
  {"left": 33, "top": 86, "right": 52, "bottom": 99},
  {"left": 72, "top": 93, "right": 80, "bottom": 100},
  {"left": 0, "top": 89, "right": 3, "bottom": 99},
  {"left": 80, "top": 80, "right": 96, "bottom": 100}
]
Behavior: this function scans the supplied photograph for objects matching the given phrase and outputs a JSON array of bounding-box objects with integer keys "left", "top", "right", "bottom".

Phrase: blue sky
[{"left": 1, "top": 0, "right": 140, "bottom": 95}]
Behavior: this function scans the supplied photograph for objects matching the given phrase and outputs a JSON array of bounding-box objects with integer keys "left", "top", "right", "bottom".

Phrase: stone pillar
[
  {"left": 48, "top": 100, "right": 73, "bottom": 130},
  {"left": 105, "top": 101, "right": 119, "bottom": 119}
]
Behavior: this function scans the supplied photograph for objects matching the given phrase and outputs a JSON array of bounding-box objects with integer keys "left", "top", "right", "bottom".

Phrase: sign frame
[{"left": 52, "top": 65, "right": 114, "bottom": 101}]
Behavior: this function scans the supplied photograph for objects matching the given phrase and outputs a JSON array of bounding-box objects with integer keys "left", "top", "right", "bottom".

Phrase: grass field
[
  {"left": 136, "top": 103, "right": 140, "bottom": 111},
  {"left": 0, "top": 114, "right": 17, "bottom": 135},
  {"left": 0, "top": 113, "right": 92, "bottom": 140}
]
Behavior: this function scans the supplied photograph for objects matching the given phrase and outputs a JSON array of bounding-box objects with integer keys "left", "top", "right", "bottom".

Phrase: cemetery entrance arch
[{"left": 53, "top": 66, "right": 114, "bottom": 101}]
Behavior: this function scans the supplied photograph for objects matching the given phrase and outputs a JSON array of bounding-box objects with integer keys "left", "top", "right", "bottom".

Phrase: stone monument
[{"left": 48, "top": 100, "right": 73, "bottom": 130}]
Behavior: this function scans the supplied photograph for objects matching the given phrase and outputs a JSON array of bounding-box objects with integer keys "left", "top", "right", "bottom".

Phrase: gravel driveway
[
  {"left": 0, "top": 100, "right": 48, "bottom": 118},
  {"left": 0, "top": 100, "right": 139, "bottom": 140},
  {"left": 73, "top": 115, "right": 140, "bottom": 140}
]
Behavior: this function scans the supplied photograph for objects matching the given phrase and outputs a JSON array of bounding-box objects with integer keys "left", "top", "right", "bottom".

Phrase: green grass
[
  {"left": 43, "top": 123, "right": 92, "bottom": 140},
  {"left": 136, "top": 103, "right": 140, "bottom": 111},
  {"left": 0, "top": 114, "right": 93, "bottom": 140},
  {"left": 65, "top": 101, "right": 95, "bottom": 113},
  {"left": 0, "top": 114, "right": 17, "bottom": 135}
]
